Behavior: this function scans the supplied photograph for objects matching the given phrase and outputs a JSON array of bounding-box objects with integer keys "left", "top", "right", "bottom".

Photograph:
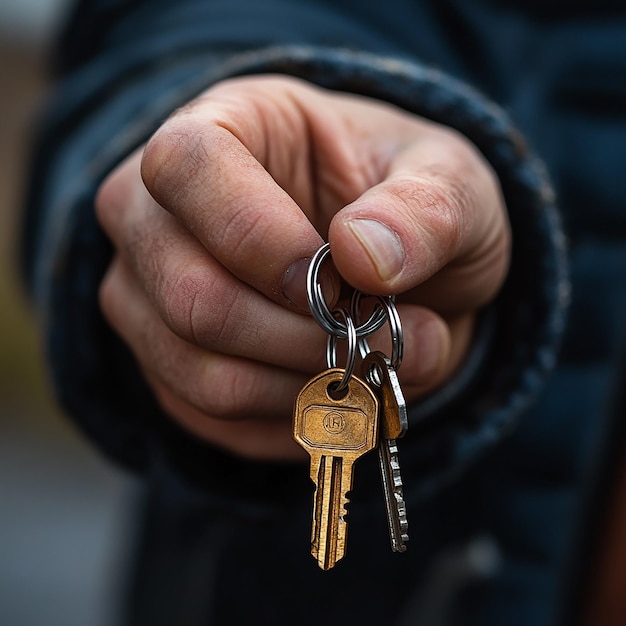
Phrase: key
[
  {"left": 363, "top": 350, "right": 410, "bottom": 553},
  {"left": 293, "top": 368, "right": 379, "bottom": 570}
]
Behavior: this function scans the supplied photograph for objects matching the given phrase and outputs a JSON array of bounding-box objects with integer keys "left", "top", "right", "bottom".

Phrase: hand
[{"left": 96, "top": 75, "right": 510, "bottom": 461}]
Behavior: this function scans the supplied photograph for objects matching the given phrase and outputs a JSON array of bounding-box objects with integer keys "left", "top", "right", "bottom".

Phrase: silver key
[{"left": 363, "top": 350, "right": 409, "bottom": 552}]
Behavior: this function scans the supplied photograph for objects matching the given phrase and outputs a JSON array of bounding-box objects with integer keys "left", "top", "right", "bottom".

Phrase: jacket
[{"left": 21, "top": 1, "right": 626, "bottom": 624}]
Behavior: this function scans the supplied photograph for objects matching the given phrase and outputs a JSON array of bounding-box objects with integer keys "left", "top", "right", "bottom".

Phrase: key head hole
[
  {"left": 327, "top": 381, "right": 349, "bottom": 401},
  {"left": 367, "top": 362, "right": 383, "bottom": 388}
]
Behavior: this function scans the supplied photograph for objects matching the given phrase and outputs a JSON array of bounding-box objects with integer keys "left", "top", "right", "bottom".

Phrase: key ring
[
  {"left": 353, "top": 293, "right": 404, "bottom": 371},
  {"left": 307, "top": 243, "right": 388, "bottom": 339},
  {"left": 325, "top": 307, "right": 357, "bottom": 393}
]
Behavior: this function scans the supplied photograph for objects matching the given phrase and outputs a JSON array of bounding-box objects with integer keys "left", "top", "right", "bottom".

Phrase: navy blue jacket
[{"left": 22, "top": 1, "right": 626, "bottom": 625}]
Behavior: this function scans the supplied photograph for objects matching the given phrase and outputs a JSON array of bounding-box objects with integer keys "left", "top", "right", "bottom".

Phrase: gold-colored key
[{"left": 293, "top": 368, "right": 379, "bottom": 570}]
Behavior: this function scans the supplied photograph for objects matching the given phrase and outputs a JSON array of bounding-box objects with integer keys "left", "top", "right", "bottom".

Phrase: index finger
[{"left": 141, "top": 79, "right": 326, "bottom": 309}]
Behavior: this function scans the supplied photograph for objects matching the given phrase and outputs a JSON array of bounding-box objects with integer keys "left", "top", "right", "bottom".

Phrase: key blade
[
  {"left": 311, "top": 454, "right": 347, "bottom": 570},
  {"left": 379, "top": 439, "right": 409, "bottom": 552}
]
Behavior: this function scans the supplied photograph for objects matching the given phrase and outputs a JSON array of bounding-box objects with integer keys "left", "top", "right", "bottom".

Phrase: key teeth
[
  {"left": 312, "top": 505, "right": 350, "bottom": 570},
  {"left": 392, "top": 469, "right": 403, "bottom": 489},
  {"left": 340, "top": 493, "right": 351, "bottom": 523},
  {"left": 379, "top": 439, "right": 410, "bottom": 552},
  {"left": 389, "top": 446, "right": 409, "bottom": 548}
]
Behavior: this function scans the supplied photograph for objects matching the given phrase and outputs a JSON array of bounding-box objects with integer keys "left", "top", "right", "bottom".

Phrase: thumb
[{"left": 328, "top": 128, "right": 510, "bottom": 313}]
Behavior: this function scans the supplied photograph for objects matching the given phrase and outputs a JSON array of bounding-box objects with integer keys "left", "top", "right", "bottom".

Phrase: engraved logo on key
[
  {"left": 323, "top": 411, "right": 346, "bottom": 434},
  {"left": 300, "top": 406, "right": 373, "bottom": 450}
]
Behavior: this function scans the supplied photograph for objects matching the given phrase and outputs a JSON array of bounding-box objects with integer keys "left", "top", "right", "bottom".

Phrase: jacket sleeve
[{"left": 22, "top": 0, "right": 568, "bottom": 512}]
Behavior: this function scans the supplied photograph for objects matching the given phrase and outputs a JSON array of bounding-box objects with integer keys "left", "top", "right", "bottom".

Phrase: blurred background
[{"left": 0, "top": 2, "right": 138, "bottom": 624}]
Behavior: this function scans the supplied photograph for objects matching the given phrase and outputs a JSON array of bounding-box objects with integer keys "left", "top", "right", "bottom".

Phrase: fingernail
[
  {"left": 347, "top": 219, "right": 404, "bottom": 281},
  {"left": 282, "top": 258, "right": 338, "bottom": 312}
]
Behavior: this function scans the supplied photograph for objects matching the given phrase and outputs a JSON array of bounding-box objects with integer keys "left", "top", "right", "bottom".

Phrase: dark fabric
[{"left": 21, "top": 1, "right": 626, "bottom": 625}]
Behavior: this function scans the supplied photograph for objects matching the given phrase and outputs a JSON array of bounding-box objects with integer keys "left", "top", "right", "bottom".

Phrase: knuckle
[
  {"left": 433, "top": 126, "right": 500, "bottom": 211},
  {"left": 160, "top": 268, "right": 206, "bottom": 342},
  {"left": 159, "top": 266, "right": 241, "bottom": 349},
  {"left": 141, "top": 116, "right": 209, "bottom": 202},
  {"left": 219, "top": 205, "right": 269, "bottom": 261},
  {"left": 204, "top": 288, "right": 246, "bottom": 349},
  {"left": 424, "top": 178, "right": 469, "bottom": 255},
  {"left": 198, "top": 365, "right": 251, "bottom": 420},
  {"left": 388, "top": 175, "right": 465, "bottom": 258}
]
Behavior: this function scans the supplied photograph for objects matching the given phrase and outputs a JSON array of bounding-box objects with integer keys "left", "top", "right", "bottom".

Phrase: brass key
[
  {"left": 363, "top": 351, "right": 410, "bottom": 553},
  {"left": 293, "top": 368, "right": 379, "bottom": 570}
]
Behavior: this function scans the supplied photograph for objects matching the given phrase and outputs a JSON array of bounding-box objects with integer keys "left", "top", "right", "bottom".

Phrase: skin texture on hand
[{"left": 96, "top": 75, "right": 510, "bottom": 461}]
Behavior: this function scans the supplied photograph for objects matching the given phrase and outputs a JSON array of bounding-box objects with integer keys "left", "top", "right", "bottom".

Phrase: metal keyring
[
  {"left": 325, "top": 307, "right": 357, "bottom": 393},
  {"left": 306, "top": 243, "right": 388, "bottom": 338},
  {"left": 353, "top": 294, "right": 404, "bottom": 371},
  {"left": 349, "top": 290, "right": 397, "bottom": 337}
]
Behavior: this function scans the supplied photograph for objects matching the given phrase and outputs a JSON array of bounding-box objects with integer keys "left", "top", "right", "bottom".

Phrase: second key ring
[
  {"left": 307, "top": 243, "right": 388, "bottom": 339},
  {"left": 326, "top": 307, "right": 357, "bottom": 393},
  {"left": 353, "top": 292, "right": 404, "bottom": 371}
]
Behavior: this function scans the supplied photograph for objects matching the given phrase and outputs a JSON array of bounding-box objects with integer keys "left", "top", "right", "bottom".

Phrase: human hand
[{"left": 96, "top": 75, "right": 510, "bottom": 461}]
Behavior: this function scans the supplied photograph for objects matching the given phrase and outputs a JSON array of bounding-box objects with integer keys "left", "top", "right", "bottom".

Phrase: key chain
[
  {"left": 306, "top": 243, "right": 388, "bottom": 339},
  {"left": 293, "top": 242, "right": 410, "bottom": 569}
]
